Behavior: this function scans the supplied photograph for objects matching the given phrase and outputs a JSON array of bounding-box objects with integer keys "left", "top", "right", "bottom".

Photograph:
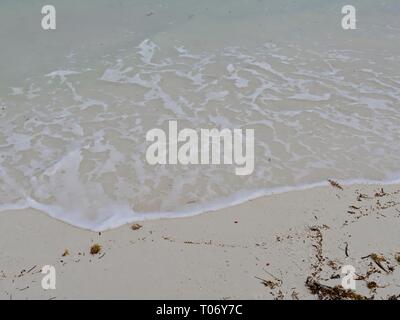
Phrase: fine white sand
[{"left": 1, "top": 183, "right": 399, "bottom": 300}]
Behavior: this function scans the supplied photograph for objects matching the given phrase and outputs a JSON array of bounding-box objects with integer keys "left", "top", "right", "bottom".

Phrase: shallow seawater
[{"left": 0, "top": 0, "right": 399, "bottom": 230}]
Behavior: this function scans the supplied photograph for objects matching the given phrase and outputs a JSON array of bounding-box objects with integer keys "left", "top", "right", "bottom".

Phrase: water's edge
[{"left": 1, "top": 176, "right": 400, "bottom": 231}]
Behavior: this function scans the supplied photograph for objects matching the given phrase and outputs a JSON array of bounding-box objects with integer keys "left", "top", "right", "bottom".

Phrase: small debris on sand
[
  {"left": 363, "top": 253, "right": 389, "bottom": 273},
  {"left": 131, "top": 223, "right": 142, "bottom": 231},
  {"left": 328, "top": 179, "right": 343, "bottom": 190},
  {"left": 90, "top": 244, "right": 101, "bottom": 255},
  {"left": 374, "top": 188, "right": 387, "bottom": 197},
  {"left": 356, "top": 193, "right": 369, "bottom": 201},
  {"left": 291, "top": 290, "right": 299, "bottom": 300},
  {"left": 367, "top": 281, "right": 378, "bottom": 290},
  {"left": 62, "top": 249, "right": 69, "bottom": 257},
  {"left": 26, "top": 265, "right": 37, "bottom": 274},
  {"left": 255, "top": 276, "right": 279, "bottom": 289},
  {"left": 344, "top": 242, "right": 349, "bottom": 257}
]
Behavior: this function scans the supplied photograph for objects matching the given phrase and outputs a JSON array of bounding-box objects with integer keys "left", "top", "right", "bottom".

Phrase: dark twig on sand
[
  {"left": 361, "top": 253, "right": 389, "bottom": 273},
  {"left": 26, "top": 265, "right": 37, "bottom": 274},
  {"left": 328, "top": 180, "right": 343, "bottom": 190}
]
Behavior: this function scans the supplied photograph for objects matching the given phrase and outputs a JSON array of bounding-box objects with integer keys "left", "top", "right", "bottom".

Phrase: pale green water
[{"left": 0, "top": 1, "right": 399, "bottom": 230}]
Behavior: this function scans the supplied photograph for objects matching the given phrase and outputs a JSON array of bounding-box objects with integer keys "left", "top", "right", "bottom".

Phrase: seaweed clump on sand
[
  {"left": 305, "top": 277, "right": 367, "bottom": 300},
  {"left": 395, "top": 253, "right": 400, "bottom": 264},
  {"left": 90, "top": 244, "right": 101, "bottom": 255},
  {"left": 366, "top": 281, "right": 378, "bottom": 290},
  {"left": 131, "top": 223, "right": 142, "bottom": 231}
]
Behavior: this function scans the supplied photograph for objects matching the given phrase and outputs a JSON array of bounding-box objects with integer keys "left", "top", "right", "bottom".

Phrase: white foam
[
  {"left": 1, "top": 37, "right": 400, "bottom": 232},
  {"left": 2, "top": 176, "right": 400, "bottom": 231}
]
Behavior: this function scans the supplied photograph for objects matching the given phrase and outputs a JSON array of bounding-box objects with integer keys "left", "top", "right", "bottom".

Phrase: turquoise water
[{"left": 0, "top": 1, "right": 399, "bottom": 230}]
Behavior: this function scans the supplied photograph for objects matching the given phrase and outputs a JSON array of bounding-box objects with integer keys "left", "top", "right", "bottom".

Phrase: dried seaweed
[
  {"left": 362, "top": 253, "right": 389, "bottom": 273},
  {"left": 90, "top": 244, "right": 101, "bottom": 255},
  {"left": 131, "top": 223, "right": 142, "bottom": 231},
  {"left": 255, "top": 276, "right": 279, "bottom": 289},
  {"left": 291, "top": 290, "right": 299, "bottom": 300},
  {"left": 309, "top": 226, "right": 326, "bottom": 278},
  {"left": 305, "top": 277, "right": 367, "bottom": 300},
  {"left": 367, "top": 281, "right": 378, "bottom": 290}
]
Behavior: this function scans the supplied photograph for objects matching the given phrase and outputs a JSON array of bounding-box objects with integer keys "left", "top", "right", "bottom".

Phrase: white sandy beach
[
  {"left": 1, "top": 182, "right": 399, "bottom": 300},
  {"left": 1, "top": 0, "right": 400, "bottom": 301}
]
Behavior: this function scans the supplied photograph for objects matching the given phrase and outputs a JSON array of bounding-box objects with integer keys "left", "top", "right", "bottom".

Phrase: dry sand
[{"left": 1, "top": 182, "right": 399, "bottom": 300}]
